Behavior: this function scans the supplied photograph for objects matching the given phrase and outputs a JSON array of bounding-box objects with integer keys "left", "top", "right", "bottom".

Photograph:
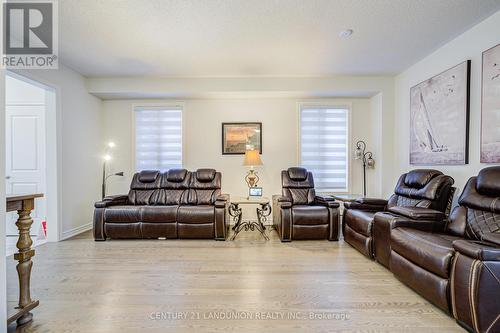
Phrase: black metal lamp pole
[
  {"left": 355, "top": 140, "right": 375, "bottom": 197},
  {"left": 102, "top": 160, "right": 107, "bottom": 199},
  {"left": 101, "top": 143, "right": 124, "bottom": 199}
]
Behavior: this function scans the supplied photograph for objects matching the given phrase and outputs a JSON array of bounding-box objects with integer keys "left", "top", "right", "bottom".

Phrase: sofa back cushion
[
  {"left": 388, "top": 169, "right": 454, "bottom": 213},
  {"left": 446, "top": 167, "right": 500, "bottom": 240},
  {"left": 152, "top": 169, "right": 190, "bottom": 205},
  {"left": 128, "top": 170, "right": 162, "bottom": 205},
  {"left": 187, "top": 169, "right": 221, "bottom": 205},
  {"left": 281, "top": 167, "right": 315, "bottom": 205}
]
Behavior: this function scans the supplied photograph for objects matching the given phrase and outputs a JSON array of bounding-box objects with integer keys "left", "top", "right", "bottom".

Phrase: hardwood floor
[{"left": 7, "top": 229, "right": 464, "bottom": 332}]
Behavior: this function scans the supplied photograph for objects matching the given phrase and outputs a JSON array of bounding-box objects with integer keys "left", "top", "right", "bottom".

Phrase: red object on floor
[{"left": 42, "top": 220, "right": 47, "bottom": 236}]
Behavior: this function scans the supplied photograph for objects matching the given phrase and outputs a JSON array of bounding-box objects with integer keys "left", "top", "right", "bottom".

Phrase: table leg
[
  {"left": 228, "top": 203, "right": 243, "bottom": 240},
  {"left": 256, "top": 203, "right": 271, "bottom": 240},
  {"left": 14, "top": 203, "right": 37, "bottom": 326}
]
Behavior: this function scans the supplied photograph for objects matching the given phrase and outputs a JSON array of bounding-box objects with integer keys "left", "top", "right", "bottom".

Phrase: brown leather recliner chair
[
  {"left": 93, "top": 168, "right": 229, "bottom": 240},
  {"left": 390, "top": 167, "right": 500, "bottom": 331},
  {"left": 343, "top": 169, "right": 454, "bottom": 265},
  {"left": 272, "top": 167, "right": 339, "bottom": 242}
]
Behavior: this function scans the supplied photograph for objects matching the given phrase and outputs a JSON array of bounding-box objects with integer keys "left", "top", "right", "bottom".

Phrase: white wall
[
  {"left": 394, "top": 10, "right": 500, "bottom": 196},
  {"left": 12, "top": 65, "right": 103, "bottom": 240},
  {"left": 1, "top": 5, "right": 6, "bottom": 327},
  {"left": 1, "top": 67, "right": 7, "bottom": 332},
  {"left": 103, "top": 97, "right": 379, "bottom": 201}
]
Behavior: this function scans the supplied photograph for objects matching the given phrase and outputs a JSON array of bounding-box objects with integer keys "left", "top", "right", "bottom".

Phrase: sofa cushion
[
  {"left": 291, "top": 205, "right": 328, "bottom": 225},
  {"left": 177, "top": 206, "right": 214, "bottom": 224},
  {"left": 404, "top": 169, "right": 442, "bottom": 189},
  {"left": 344, "top": 210, "right": 375, "bottom": 237},
  {"left": 166, "top": 169, "right": 189, "bottom": 183},
  {"left": 393, "top": 171, "right": 454, "bottom": 202},
  {"left": 195, "top": 169, "right": 216, "bottom": 182},
  {"left": 138, "top": 170, "right": 160, "bottom": 183},
  {"left": 141, "top": 206, "right": 178, "bottom": 223},
  {"left": 104, "top": 206, "right": 141, "bottom": 223},
  {"left": 391, "top": 228, "right": 461, "bottom": 279},
  {"left": 288, "top": 167, "right": 308, "bottom": 181},
  {"left": 476, "top": 166, "right": 500, "bottom": 197}
]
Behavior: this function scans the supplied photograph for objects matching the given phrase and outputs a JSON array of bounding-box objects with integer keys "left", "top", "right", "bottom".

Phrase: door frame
[{"left": 6, "top": 71, "right": 62, "bottom": 242}]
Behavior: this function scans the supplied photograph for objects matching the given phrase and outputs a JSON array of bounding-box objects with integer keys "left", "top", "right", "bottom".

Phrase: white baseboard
[{"left": 61, "top": 222, "right": 92, "bottom": 240}]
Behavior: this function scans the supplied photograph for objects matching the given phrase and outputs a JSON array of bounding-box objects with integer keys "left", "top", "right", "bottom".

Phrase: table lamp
[{"left": 243, "top": 149, "right": 263, "bottom": 188}]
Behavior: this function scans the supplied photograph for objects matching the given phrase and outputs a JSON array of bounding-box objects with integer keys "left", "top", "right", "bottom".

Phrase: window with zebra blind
[
  {"left": 135, "top": 106, "right": 183, "bottom": 171},
  {"left": 299, "top": 105, "right": 349, "bottom": 192}
]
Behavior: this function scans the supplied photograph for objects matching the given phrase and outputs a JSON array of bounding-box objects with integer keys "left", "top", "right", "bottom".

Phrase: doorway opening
[{"left": 5, "top": 72, "right": 59, "bottom": 256}]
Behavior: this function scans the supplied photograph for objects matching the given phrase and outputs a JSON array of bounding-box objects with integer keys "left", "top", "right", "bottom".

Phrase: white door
[{"left": 5, "top": 105, "right": 46, "bottom": 236}]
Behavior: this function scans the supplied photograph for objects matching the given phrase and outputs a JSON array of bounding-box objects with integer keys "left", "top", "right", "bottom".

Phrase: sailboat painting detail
[
  {"left": 410, "top": 61, "right": 470, "bottom": 165},
  {"left": 481, "top": 44, "right": 500, "bottom": 163}
]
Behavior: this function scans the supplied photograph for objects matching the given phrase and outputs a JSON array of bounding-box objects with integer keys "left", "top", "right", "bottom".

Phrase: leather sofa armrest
[
  {"left": 95, "top": 194, "right": 128, "bottom": 208},
  {"left": 453, "top": 239, "right": 500, "bottom": 261},
  {"left": 214, "top": 194, "right": 229, "bottom": 240},
  {"left": 314, "top": 195, "right": 339, "bottom": 208},
  {"left": 94, "top": 195, "right": 128, "bottom": 241},
  {"left": 273, "top": 195, "right": 292, "bottom": 208},
  {"left": 343, "top": 197, "right": 387, "bottom": 211},
  {"left": 356, "top": 197, "right": 388, "bottom": 206},
  {"left": 215, "top": 193, "right": 230, "bottom": 208},
  {"left": 372, "top": 212, "right": 446, "bottom": 267},
  {"left": 375, "top": 214, "right": 447, "bottom": 231},
  {"left": 272, "top": 195, "right": 292, "bottom": 241},
  {"left": 387, "top": 206, "right": 445, "bottom": 221}
]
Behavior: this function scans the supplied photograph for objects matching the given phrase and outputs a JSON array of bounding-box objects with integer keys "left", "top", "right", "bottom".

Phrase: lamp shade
[
  {"left": 354, "top": 147, "right": 362, "bottom": 160},
  {"left": 243, "top": 149, "right": 263, "bottom": 167},
  {"left": 366, "top": 156, "right": 375, "bottom": 168}
]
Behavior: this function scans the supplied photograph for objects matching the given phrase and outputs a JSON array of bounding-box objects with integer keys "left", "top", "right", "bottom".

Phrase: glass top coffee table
[{"left": 228, "top": 197, "right": 271, "bottom": 240}]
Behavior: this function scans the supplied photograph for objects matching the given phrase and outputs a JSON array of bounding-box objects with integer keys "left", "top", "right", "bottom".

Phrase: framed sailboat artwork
[
  {"left": 409, "top": 60, "right": 471, "bottom": 165},
  {"left": 481, "top": 44, "right": 500, "bottom": 163}
]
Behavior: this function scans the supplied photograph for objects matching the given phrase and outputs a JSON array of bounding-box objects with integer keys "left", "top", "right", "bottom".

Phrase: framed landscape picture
[
  {"left": 222, "top": 122, "right": 262, "bottom": 155},
  {"left": 481, "top": 43, "right": 500, "bottom": 163},
  {"left": 409, "top": 60, "right": 471, "bottom": 165}
]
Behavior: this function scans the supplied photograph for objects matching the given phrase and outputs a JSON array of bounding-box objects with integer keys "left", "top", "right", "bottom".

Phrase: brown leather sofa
[
  {"left": 273, "top": 167, "right": 339, "bottom": 241},
  {"left": 93, "top": 168, "right": 229, "bottom": 240},
  {"left": 343, "top": 169, "right": 454, "bottom": 266},
  {"left": 389, "top": 167, "right": 500, "bottom": 332}
]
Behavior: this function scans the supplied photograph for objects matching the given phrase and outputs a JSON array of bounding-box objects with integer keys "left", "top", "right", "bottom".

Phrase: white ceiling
[{"left": 59, "top": 0, "right": 500, "bottom": 77}]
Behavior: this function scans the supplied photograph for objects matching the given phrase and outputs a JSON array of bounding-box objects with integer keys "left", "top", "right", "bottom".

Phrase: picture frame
[
  {"left": 222, "top": 122, "right": 262, "bottom": 155},
  {"left": 480, "top": 43, "right": 500, "bottom": 163},
  {"left": 249, "top": 187, "right": 263, "bottom": 197},
  {"left": 409, "top": 60, "right": 471, "bottom": 165}
]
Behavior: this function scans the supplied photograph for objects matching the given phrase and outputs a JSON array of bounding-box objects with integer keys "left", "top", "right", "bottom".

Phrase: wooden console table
[{"left": 6, "top": 193, "right": 43, "bottom": 326}]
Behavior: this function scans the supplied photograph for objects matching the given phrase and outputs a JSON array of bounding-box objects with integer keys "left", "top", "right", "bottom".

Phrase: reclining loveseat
[
  {"left": 93, "top": 168, "right": 229, "bottom": 240},
  {"left": 343, "top": 169, "right": 455, "bottom": 267},
  {"left": 390, "top": 167, "right": 500, "bottom": 332}
]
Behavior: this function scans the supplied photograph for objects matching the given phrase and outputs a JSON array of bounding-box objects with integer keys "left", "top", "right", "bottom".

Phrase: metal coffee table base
[{"left": 229, "top": 202, "right": 271, "bottom": 240}]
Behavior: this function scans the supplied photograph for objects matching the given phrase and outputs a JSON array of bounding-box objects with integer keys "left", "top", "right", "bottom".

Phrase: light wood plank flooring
[{"left": 7, "top": 229, "right": 464, "bottom": 332}]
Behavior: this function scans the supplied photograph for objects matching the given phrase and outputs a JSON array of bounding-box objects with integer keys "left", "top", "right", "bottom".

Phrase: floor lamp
[
  {"left": 101, "top": 142, "right": 124, "bottom": 199},
  {"left": 354, "top": 140, "right": 375, "bottom": 197}
]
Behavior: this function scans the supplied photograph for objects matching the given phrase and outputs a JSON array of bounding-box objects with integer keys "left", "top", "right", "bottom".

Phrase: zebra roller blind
[
  {"left": 299, "top": 106, "right": 349, "bottom": 192},
  {"left": 135, "top": 106, "right": 182, "bottom": 171}
]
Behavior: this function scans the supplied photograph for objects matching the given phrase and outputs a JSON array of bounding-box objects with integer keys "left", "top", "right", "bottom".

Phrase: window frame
[
  {"left": 297, "top": 101, "right": 352, "bottom": 194},
  {"left": 132, "top": 102, "right": 185, "bottom": 172}
]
